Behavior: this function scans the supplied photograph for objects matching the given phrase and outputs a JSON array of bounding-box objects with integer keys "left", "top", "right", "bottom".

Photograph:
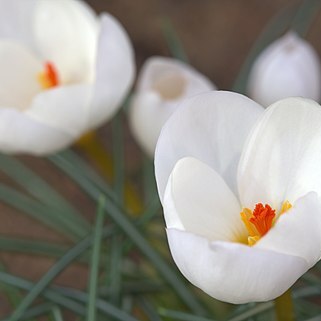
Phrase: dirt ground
[{"left": 1, "top": 0, "right": 321, "bottom": 316}]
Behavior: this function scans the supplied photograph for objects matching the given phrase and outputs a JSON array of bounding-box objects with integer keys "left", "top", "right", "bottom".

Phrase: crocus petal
[
  {"left": 87, "top": 13, "right": 135, "bottom": 129},
  {"left": 238, "top": 97, "right": 321, "bottom": 209},
  {"left": 164, "top": 157, "right": 245, "bottom": 242},
  {"left": 0, "top": 109, "right": 73, "bottom": 155},
  {"left": 129, "top": 57, "right": 215, "bottom": 156},
  {"left": 33, "top": 0, "right": 99, "bottom": 84},
  {"left": 155, "top": 91, "right": 264, "bottom": 201},
  {"left": 0, "top": 0, "right": 37, "bottom": 46},
  {"left": 256, "top": 192, "right": 321, "bottom": 267},
  {"left": 247, "top": 32, "right": 321, "bottom": 106},
  {"left": 0, "top": 41, "right": 42, "bottom": 110},
  {"left": 167, "top": 228, "right": 308, "bottom": 304},
  {"left": 26, "top": 84, "right": 92, "bottom": 138}
]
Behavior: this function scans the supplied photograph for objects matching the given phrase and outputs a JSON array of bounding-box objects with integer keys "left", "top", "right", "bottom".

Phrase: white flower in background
[
  {"left": 129, "top": 57, "right": 215, "bottom": 157},
  {"left": 155, "top": 91, "right": 321, "bottom": 304},
  {"left": 247, "top": 31, "right": 321, "bottom": 107},
  {"left": 0, "top": 0, "right": 135, "bottom": 154}
]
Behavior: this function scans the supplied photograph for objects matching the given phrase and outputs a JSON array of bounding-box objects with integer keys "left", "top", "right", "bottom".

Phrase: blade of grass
[
  {"left": 161, "top": 17, "right": 189, "bottom": 63},
  {"left": 0, "top": 154, "right": 90, "bottom": 235},
  {"left": 290, "top": 0, "right": 321, "bottom": 37},
  {"left": 51, "top": 306, "right": 64, "bottom": 321},
  {"left": 0, "top": 270, "right": 138, "bottom": 321},
  {"left": 112, "top": 111, "right": 125, "bottom": 200},
  {"left": 0, "top": 236, "right": 69, "bottom": 257},
  {"left": 2, "top": 303, "right": 54, "bottom": 321},
  {"left": 158, "top": 308, "right": 216, "bottom": 321},
  {"left": 0, "top": 183, "right": 82, "bottom": 240},
  {"left": 49, "top": 152, "right": 208, "bottom": 315},
  {"left": 226, "top": 302, "right": 273, "bottom": 321},
  {"left": 6, "top": 225, "right": 114, "bottom": 321},
  {"left": 86, "top": 196, "right": 106, "bottom": 321},
  {"left": 232, "top": 3, "right": 297, "bottom": 93}
]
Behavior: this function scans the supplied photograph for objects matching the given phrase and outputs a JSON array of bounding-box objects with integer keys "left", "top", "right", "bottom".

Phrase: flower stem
[{"left": 275, "top": 290, "right": 296, "bottom": 321}]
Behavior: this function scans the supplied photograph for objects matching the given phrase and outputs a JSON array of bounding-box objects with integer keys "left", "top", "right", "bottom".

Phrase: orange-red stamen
[
  {"left": 38, "top": 62, "right": 59, "bottom": 89},
  {"left": 249, "top": 203, "right": 275, "bottom": 236}
]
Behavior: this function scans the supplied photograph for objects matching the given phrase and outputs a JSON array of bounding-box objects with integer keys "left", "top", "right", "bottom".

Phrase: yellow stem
[
  {"left": 76, "top": 131, "right": 143, "bottom": 215},
  {"left": 274, "top": 290, "right": 296, "bottom": 321}
]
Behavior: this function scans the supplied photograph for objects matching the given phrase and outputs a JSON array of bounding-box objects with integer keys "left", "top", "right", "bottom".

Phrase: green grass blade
[
  {"left": 3, "top": 303, "right": 54, "bottom": 321},
  {"left": 86, "top": 196, "right": 106, "bottom": 321},
  {"left": 0, "top": 236, "right": 69, "bottom": 257},
  {"left": 49, "top": 151, "right": 208, "bottom": 315},
  {"left": 161, "top": 17, "right": 189, "bottom": 63},
  {"left": 290, "top": 0, "right": 321, "bottom": 37},
  {"left": 0, "top": 154, "right": 90, "bottom": 235},
  {"left": 232, "top": 4, "right": 296, "bottom": 93},
  {"left": 0, "top": 183, "right": 83, "bottom": 240},
  {"left": 51, "top": 306, "right": 64, "bottom": 321},
  {"left": 6, "top": 226, "right": 113, "bottom": 321},
  {"left": 158, "top": 308, "right": 216, "bottom": 321},
  {"left": 226, "top": 302, "right": 273, "bottom": 321},
  {"left": 0, "top": 262, "right": 139, "bottom": 320}
]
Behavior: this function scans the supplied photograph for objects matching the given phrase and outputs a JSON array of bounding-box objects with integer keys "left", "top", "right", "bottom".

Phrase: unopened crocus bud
[
  {"left": 247, "top": 31, "right": 321, "bottom": 106},
  {"left": 129, "top": 56, "right": 215, "bottom": 157}
]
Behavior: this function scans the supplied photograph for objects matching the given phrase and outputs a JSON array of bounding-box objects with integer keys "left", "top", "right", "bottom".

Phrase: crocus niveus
[
  {"left": 247, "top": 31, "right": 321, "bottom": 106},
  {"left": 129, "top": 56, "right": 215, "bottom": 157},
  {"left": 0, "top": 0, "right": 135, "bottom": 154},
  {"left": 155, "top": 91, "right": 321, "bottom": 303}
]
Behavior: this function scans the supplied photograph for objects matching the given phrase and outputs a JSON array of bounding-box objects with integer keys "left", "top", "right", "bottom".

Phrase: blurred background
[{"left": 1, "top": 0, "right": 321, "bottom": 319}]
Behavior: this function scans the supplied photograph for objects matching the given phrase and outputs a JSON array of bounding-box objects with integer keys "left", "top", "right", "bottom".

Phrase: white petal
[
  {"left": 0, "top": 0, "right": 37, "bottom": 47},
  {"left": 129, "top": 57, "right": 215, "bottom": 157},
  {"left": 33, "top": 0, "right": 99, "bottom": 84},
  {"left": 167, "top": 228, "right": 308, "bottom": 304},
  {"left": 26, "top": 84, "right": 92, "bottom": 138},
  {"left": 248, "top": 32, "right": 321, "bottom": 106},
  {"left": 238, "top": 97, "right": 321, "bottom": 209},
  {"left": 0, "top": 41, "right": 42, "bottom": 110},
  {"left": 256, "top": 192, "right": 321, "bottom": 267},
  {"left": 155, "top": 91, "right": 264, "bottom": 201},
  {"left": 0, "top": 109, "right": 74, "bottom": 155},
  {"left": 164, "top": 157, "right": 245, "bottom": 242},
  {"left": 88, "top": 13, "right": 135, "bottom": 129}
]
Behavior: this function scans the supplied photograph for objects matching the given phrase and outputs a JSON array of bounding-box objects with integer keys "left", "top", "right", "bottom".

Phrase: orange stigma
[
  {"left": 240, "top": 201, "right": 291, "bottom": 246},
  {"left": 250, "top": 203, "right": 275, "bottom": 237},
  {"left": 38, "top": 62, "right": 59, "bottom": 89}
]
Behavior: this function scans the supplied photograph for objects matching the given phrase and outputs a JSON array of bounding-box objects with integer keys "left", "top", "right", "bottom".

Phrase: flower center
[
  {"left": 240, "top": 201, "right": 292, "bottom": 246},
  {"left": 38, "top": 62, "right": 60, "bottom": 89}
]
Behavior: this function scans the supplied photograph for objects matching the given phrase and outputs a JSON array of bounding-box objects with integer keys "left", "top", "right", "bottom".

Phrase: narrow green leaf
[
  {"left": 158, "top": 308, "right": 216, "bottom": 321},
  {"left": 108, "top": 235, "right": 123, "bottom": 306},
  {"left": 86, "top": 196, "right": 106, "bottom": 321},
  {"left": 0, "top": 236, "right": 69, "bottom": 257},
  {"left": 2, "top": 303, "right": 54, "bottom": 321},
  {"left": 0, "top": 268, "right": 139, "bottom": 321},
  {"left": 49, "top": 151, "right": 208, "bottom": 315},
  {"left": 0, "top": 154, "right": 90, "bottom": 236},
  {"left": 290, "top": 0, "right": 321, "bottom": 37},
  {"left": 226, "top": 302, "right": 273, "bottom": 321},
  {"left": 161, "top": 17, "right": 189, "bottom": 63},
  {"left": 51, "top": 306, "right": 64, "bottom": 321},
  {"left": 6, "top": 226, "right": 113, "bottom": 321},
  {"left": 112, "top": 111, "right": 125, "bottom": 199},
  {"left": 0, "top": 183, "right": 81, "bottom": 240},
  {"left": 232, "top": 4, "right": 296, "bottom": 93}
]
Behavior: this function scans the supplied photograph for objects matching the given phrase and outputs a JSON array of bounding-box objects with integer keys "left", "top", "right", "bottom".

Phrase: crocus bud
[
  {"left": 247, "top": 31, "right": 321, "bottom": 107},
  {"left": 129, "top": 56, "right": 215, "bottom": 157}
]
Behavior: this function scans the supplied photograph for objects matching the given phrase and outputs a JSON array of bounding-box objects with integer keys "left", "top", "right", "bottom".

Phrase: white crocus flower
[
  {"left": 0, "top": 0, "right": 135, "bottom": 154},
  {"left": 155, "top": 91, "right": 321, "bottom": 304},
  {"left": 247, "top": 31, "right": 321, "bottom": 107},
  {"left": 129, "top": 57, "right": 215, "bottom": 157}
]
